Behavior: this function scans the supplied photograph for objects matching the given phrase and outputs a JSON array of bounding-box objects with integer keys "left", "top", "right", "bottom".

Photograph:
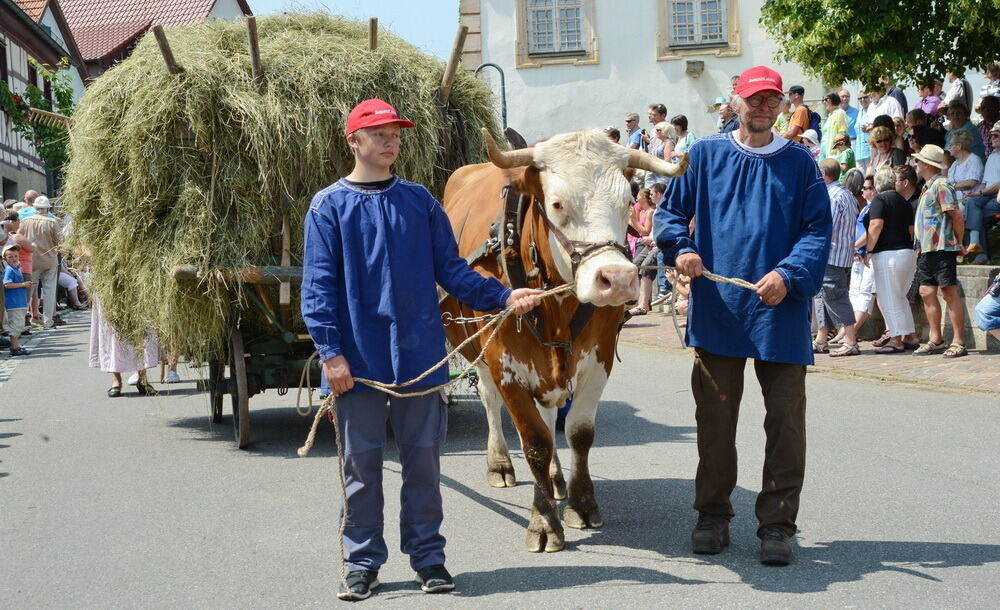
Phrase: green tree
[
  {"left": 0, "top": 58, "right": 75, "bottom": 172},
  {"left": 760, "top": 0, "right": 1000, "bottom": 89}
]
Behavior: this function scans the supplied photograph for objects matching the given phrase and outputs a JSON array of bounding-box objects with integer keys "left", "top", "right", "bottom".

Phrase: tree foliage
[
  {"left": 760, "top": 0, "right": 1000, "bottom": 89},
  {"left": 0, "top": 58, "right": 75, "bottom": 172}
]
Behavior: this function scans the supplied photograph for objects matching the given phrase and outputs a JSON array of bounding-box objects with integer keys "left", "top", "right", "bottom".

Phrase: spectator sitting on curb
[{"left": 974, "top": 273, "right": 1000, "bottom": 342}]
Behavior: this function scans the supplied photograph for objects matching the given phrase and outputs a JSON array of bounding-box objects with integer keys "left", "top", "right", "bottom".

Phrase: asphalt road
[{"left": 2, "top": 315, "right": 999, "bottom": 608}]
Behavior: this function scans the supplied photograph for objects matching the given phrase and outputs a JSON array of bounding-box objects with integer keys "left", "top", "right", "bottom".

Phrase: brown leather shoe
[
  {"left": 759, "top": 525, "right": 793, "bottom": 565},
  {"left": 691, "top": 514, "right": 730, "bottom": 554}
]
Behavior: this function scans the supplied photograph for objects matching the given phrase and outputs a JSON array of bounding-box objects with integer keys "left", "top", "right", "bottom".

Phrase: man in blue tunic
[
  {"left": 655, "top": 66, "right": 832, "bottom": 566},
  {"left": 302, "top": 99, "right": 541, "bottom": 600}
]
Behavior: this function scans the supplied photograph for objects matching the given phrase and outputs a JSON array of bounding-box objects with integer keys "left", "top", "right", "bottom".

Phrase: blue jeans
[
  {"left": 964, "top": 195, "right": 1000, "bottom": 256},
  {"left": 656, "top": 250, "right": 671, "bottom": 295}
]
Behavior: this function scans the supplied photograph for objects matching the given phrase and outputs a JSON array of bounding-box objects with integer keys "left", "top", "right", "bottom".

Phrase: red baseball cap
[
  {"left": 345, "top": 99, "right": 415, "bottom": 135},
  {"left": 734, "top": 66, "right": 784, "bottom": 98}
]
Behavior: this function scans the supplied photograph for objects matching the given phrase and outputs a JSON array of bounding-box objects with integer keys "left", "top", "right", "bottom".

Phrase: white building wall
[
  {"left": 478, "top": 0, "right": 822, "bottom": 141},
  {"left": 209, "top": 0, "right": 248, "bottom": 21},
  {"left": 38, "top": 8, "right": 87, "bottom": 102}
]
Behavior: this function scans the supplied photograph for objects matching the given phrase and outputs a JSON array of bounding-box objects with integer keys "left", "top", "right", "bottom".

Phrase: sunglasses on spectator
[
  {"left": 875, "top": 139, "right": 890, "bottom": 144},
  {"left": 745, "top": 95, "right": 783, "bottom": 108},
  {"left": 862, "top": 186, "right": 874, "bottom": 190}
]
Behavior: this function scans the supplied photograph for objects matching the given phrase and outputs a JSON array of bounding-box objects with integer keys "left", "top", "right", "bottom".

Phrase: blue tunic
[
  {"left": 301, "top": 176, "right": 511, "bottom": 391},
  {"left": 654, "top": 133, "right": 832, "bottom": 365}
]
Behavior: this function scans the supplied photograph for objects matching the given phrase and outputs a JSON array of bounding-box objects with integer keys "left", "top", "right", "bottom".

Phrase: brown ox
[{"left": 441, "top": 129, "right": 687, "bottom": 551}]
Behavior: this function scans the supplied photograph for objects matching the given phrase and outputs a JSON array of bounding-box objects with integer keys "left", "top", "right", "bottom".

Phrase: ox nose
[{"left": 591, "top": 267, "right": 638, "bottom": 306}]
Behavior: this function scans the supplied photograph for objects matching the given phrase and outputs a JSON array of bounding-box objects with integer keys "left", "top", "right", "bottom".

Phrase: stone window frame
[
  {"left": 656, "top": 0, "right": 741, "bottom": 62},
  {"left": 515, "top": 0, "right": 599, "bottom": 69}
]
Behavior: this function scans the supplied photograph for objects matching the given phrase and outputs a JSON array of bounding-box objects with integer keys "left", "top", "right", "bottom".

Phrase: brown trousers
[{"left": 691, "top": 347, "right": 806, "bottom": 537}]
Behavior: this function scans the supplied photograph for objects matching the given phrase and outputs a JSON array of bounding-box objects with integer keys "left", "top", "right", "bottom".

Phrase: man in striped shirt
[{"left": 814, "top": 158, "right": 862, "bottom": 356}]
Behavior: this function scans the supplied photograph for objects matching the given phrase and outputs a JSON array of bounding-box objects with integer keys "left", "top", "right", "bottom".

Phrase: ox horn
[
  {"left": 627, "top": 149, "right": 690, "bottom": 178},
  {"left": 482, "top": 128, "right": 534, "bottom": 168}
]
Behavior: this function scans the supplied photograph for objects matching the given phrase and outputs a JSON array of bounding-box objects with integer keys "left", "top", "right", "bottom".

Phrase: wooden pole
[
  {"left": 440, "top": 25, "right": 469, "bottom": 105},
  {"left": 246, "top": 16, "right": 264, "bottom": 90},
  {"left": 368, "top": 17, "right": 378, "bottom": 51},
  {"left": 152, "top": 25, "right": 182, "bottom": 75},
  {"left": 279, "top": 213, "right": 291, "bottom": 306}
]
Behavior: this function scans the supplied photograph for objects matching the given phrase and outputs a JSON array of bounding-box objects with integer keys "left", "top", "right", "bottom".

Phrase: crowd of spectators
[
  {"left": 615, "top": 65, "right": 1000, "bottom": 354},
  {"left": 2, "top": 190, "right": 86, "bottom": 357}
]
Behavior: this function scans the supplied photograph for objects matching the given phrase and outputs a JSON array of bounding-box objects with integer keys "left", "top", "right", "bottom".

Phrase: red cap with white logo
[
  {"left": 345, "top": 98, "right": 416, "bottom": 135},
  {"left": 734, "top": 66, "right": 784, "bottom": 98}
]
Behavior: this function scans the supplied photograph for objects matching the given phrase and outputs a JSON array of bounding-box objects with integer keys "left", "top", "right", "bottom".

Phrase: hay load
[{"left": 63, "top": 13, "right": 502, "bottom": 359}]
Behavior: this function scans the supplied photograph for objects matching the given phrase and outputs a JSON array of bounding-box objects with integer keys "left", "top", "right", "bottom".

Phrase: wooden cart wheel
[
  {"left": 207, "top": 359, "right": 224, "bottom": 424},
  {"left": 229, "top": 327, "right": 251, "bottom": 449}
]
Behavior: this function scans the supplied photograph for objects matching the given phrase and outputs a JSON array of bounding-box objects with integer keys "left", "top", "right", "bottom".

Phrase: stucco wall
[
  {"left": 477, "top": 0, "right": 826, "bottom": 142},
  {"left": 209, "top": 0, "right": 248, "bottom": 21},
  {"left": 38, "top": 8, "right": 87, "bottom": 102}
]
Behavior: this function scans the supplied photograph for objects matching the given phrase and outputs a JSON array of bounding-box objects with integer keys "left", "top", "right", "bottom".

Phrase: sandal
[
  {"left": 812, "top": 340, "right": 829, "bottom": 354},
  {"left": 829, "top": 343, "right": 860, "bottom": 357},
  {"left": 913, "top": 341, "right": 947, "bottom": 355},
  {"left": 942, "top": 344, "right": 968, "bottom": 358},
  {"left": 871, "top": 331, "right": 892, "bottom": 348},
  {"left": 627, "top": 306, "right": 648, "bottom": 316},
  {"left": 107, "top": 386, "right": 122, "bottom": 398},
  {"left": 874, "top": 344, "right": 906, "bottom": 354}
]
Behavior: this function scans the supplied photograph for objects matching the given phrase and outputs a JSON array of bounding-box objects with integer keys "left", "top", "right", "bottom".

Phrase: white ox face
[{"left": 531, "top": 130, "right": 637, "bottom": 306}]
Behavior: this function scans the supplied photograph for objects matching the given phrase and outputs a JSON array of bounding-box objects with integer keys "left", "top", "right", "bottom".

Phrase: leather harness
[{"left": 460, "top": 183, "right": 629, "bottom": 353}]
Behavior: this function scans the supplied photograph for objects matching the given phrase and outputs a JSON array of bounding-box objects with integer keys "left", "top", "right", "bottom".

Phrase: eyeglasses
[
  {"left": 745, "top": 95, "right": 783, "bottom": 108},
  {"left": 875, "top": 139, "right": 890, "bottom": 144}
]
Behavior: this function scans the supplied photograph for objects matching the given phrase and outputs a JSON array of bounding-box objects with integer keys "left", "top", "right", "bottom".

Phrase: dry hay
[{"left": 62, "top": 13, "right": 502, "bottom": 359}]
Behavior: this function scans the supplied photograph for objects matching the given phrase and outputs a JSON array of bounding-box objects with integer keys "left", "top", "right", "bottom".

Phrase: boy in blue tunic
[
  {"left": 655, "top": 67, "right": 831, "bottom": 566},
  {"left": 301, "top": 99, "right": 540, "bottom": 600}
]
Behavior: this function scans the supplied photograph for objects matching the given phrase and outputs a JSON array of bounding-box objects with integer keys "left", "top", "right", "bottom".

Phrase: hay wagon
[
  {"left": 134, "top": 16, "right": 505, "bottom": 449},
  {"left": 172, "top": 262, "right": 314, "bottom": 448}
]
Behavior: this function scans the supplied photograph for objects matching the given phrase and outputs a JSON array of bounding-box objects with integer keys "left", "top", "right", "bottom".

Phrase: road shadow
[
  {"left": 437, "top": 475, "right": 1000, "bottom": 595},
  {"left": 168, "top": 405, "right": 341, "bottom": 459},
  {"left": 166, "top": 395, "right": 694, "bottom": 460},
  {"left": 444, "top": 399, "right": 695, "bottom": 455}
]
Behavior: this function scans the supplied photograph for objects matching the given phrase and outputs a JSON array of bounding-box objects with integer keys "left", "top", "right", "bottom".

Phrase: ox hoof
[
  {"left": 562, "top": 503, "right": 604, "bottom": 530},
  {"left": 525, "top": 529, "right": 565, "bottom": 553},
  {"left": 486, "top": 464, "right": 517, "bottom": 488}
]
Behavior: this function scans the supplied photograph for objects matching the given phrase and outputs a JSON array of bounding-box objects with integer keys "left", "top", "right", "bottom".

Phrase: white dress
[{"left": 88, "top": 299, "right": 159, "bottom": 373}]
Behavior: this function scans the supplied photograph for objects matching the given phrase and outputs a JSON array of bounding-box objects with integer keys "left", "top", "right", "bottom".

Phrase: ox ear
[{"left": 512, "top": 165, "right": 545, "bottom": 199}]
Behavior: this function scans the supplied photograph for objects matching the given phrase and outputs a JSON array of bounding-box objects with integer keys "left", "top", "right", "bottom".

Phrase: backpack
[{"left": 803, "top": 104, "right": 822, "bottom": 141}]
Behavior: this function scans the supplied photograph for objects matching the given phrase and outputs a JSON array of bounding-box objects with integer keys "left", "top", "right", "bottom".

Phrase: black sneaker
[
  {"left": 337, "top": 570, "right": 379, "bottom": 601},
  {"left": 10, "top": 347, "right": 30, "bottom": 356},
  {"left": 0, "top": 336, "right": 10, "bottom": 349},
  {"left": 416, "top": 564, "right": 455, "bottom": 593}
]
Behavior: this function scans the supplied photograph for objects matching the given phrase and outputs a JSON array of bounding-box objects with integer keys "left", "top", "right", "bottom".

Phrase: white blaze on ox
[{"left": 529, "top": 132, "right": 636, "bottom": 304}]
